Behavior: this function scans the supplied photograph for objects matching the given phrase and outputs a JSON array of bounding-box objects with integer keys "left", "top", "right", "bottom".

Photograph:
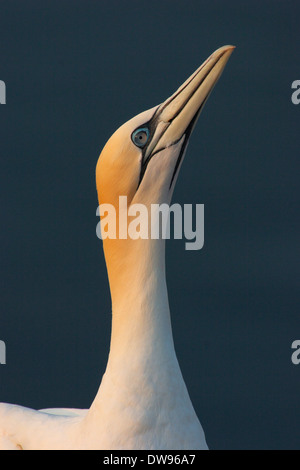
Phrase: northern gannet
[{"left": 0, "top": 45, "right": 234, "bottom": 450}]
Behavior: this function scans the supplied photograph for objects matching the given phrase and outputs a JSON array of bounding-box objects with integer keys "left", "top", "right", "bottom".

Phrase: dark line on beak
[
  {"left": 169, "top": 102, "right": 205, "bottom": 189},
  {"left": 157, "top": 50, "right": 226, "bottom": 125}
]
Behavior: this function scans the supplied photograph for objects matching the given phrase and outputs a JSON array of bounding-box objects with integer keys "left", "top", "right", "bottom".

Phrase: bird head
[
  {"left": 95, "top": 46, "right": 234, "bottom": 305},
  {"left": 96, "top": 45, "right": 234, "bottom": 213}
]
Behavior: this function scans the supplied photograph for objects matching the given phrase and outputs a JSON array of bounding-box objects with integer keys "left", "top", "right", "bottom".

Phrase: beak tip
[
  {"left": 213, "top": 45, "right": 236, "bottom": 65},
  {"left": 208, "top": 45, "right": 236, "bottom": 65},
  {"left": 218, "top": 45, "right": 236, "bottom": 55}
]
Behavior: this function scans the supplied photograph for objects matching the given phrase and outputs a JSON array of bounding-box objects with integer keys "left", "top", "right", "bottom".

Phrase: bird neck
[
  {"left": 105, "top": 236, "right": 175, "bottom": 369},
  {"left": 90, "top": 235, "right": 180, "bottom": 415}
]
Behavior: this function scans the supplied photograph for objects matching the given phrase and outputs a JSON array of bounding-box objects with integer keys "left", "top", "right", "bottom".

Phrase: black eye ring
[{"left": 131, "top": 127, "right": 150, "bottom": 148}]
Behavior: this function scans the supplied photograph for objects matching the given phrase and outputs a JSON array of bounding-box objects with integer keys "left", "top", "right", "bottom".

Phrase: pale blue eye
[{"left": 131, "top": 127, "right": 150, "bottom": 148}]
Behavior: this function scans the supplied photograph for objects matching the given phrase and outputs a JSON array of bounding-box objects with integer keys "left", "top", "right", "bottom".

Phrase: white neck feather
[{"left": 94, "top": 237, "right": 178, "bottom": 397}]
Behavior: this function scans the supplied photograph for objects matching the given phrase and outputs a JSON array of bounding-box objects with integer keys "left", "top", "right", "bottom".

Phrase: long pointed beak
[{"left": 144, "top": 45, "right": 235, "bottom": 161}]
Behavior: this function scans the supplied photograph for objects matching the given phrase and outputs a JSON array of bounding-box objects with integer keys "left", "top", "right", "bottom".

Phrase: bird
[{"left": 0, "top": 45, "right": 234, "bottom": 450}]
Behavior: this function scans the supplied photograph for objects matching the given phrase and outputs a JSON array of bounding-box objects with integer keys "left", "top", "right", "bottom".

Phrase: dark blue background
[{"left": 0, "top": 0, "right": 299, "bottom": 449}]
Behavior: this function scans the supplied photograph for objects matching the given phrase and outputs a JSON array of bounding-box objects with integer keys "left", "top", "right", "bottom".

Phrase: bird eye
[{"left": 131, "top": 128, "right": 150, "bottom": 148}]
